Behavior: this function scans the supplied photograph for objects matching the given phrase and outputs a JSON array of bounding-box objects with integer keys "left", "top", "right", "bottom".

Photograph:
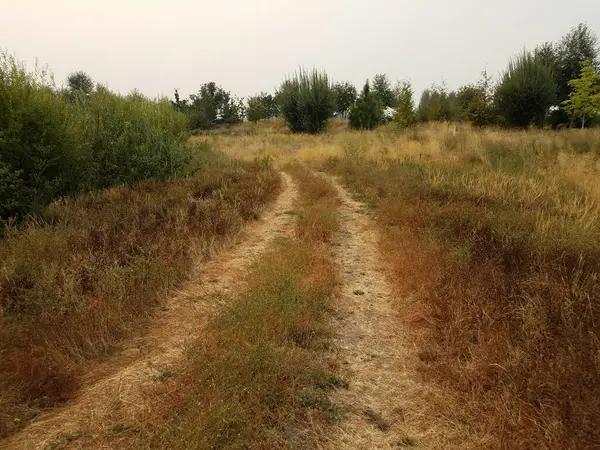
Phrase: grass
[
  {"left": 364, "top": 407, "right": 391, "bottom": 431},
  {"left": 202, "top": 119, "right": 600, "bottom": 447},
  {"left": 130, "top": 164, "right": 341, "bottom": 449},
  {"left": 0, "top": 147, "right": 280, "bottom": 437},
  {"left": 322, "top": 124, "right": 600, "bottom": 447},
  {"left": 4, "top": 115, "right": 599, "bottom": 448}
]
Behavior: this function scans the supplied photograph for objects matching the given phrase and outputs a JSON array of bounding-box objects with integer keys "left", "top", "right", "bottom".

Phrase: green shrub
[
  {"left": 495, "top": 51, "right": 557, "bottom": 127},
  {"left": 349, "top": 81, "right": 382, "bottom": 130},
  {"left": 0, "top": 51, "right": 191, "bottom": 219},
  {"left": 77, "top": 88, "right": 190, "bottom": 188},
  {"left": 277, "top": 68, "right": 335, "bottom": 133},
  {"left": 246, "top": 92, "right": 277, "bottom": 122}
]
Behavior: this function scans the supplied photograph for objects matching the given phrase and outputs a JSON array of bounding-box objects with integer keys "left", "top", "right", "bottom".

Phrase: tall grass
[
  {"left": 324, "top": 126, "right": 600, "bottom": 447},
  {"left": 201, "top": 120, "right": 600, "bottom": 446},
  {"left": 142, "top": 166, "right": 341, "bottom": 449},
  {"left": 0, "top": 148, "right": 280, "bottom": 437},
  {"left": 0, "top": 51, "right": 190, "bottom": 220}
]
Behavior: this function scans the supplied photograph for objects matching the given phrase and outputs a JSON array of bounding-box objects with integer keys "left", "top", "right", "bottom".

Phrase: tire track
[
  {"left": 1, "top": 173, "right": 298, "bottom": 450},
  {"left": 322, "top": 175, "right": 419, "bottom": 450}
]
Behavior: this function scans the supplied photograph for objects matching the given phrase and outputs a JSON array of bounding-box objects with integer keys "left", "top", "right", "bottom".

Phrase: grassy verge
[
  {"left": 325, "top": 133, "right": 600, "bottom": 447},
  {"left": 143, "top": 165, "right": 341, "bottom": 449},
  {"left": 0, "top": 148, "right": 280, "bottom": 437}
]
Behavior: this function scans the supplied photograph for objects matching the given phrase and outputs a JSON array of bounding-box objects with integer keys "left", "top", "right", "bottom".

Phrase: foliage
[
  {"left": 555, "top": 23, "right": 599, "bottom": 106},
  {"left": 67, "top": 71, "right": 94, "bottom": 94},
  {"left": 393, "top": 80, "right": 415, "bottom": 127},
  {"left": 540, "top": 23, "right": 600, "bottom": 126},
  {"left": 246, "top": 92, "right": 277, "bottom": 122},
  {"left": 372, "top": 74, "right": 396, "bottom": 109},
  {"left": 277, "top": 68, "right": 335, "bottom": 134},
  {"left": 349, "top": 81, "right": 383, "bottom": 130},
  {"left": 332, "top": 81, "right": 357, "bottom": 118},
  {"left": 456, "top": 71, "right": 496, "bottom": 126},
  {"left": 562, "top": 59, "right": 600, "bottom": 128},
  {"left": 495, "top": 51, "right": 557, "bottom": 127},
  {"left": 416, "top": 85, "right": 457, "bottom": 122},
  {"left": 0, "top": 51, "right": 191, "bottom": 220},
  {"left": 186, "top": 82, "right": 245, "bottom": 129}
]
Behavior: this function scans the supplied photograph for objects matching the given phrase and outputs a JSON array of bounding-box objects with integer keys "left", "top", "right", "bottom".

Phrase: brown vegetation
[
  {"left": 324, "top": 123, "right": 600, "bottom": 448},
  {"left": 137, "top": 165, "right": 342, "bottom": 449},
  {"left": 0, "top": 149, "right": 280, "bottom": 437},
  {"left": 201, "top": 119, "right": 600, "bottom": 447}
]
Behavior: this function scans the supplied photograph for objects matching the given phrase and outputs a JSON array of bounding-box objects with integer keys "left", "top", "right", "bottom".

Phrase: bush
[
  {"left": 349, "top": 81, "right": 382, "bottom": 130},
  {"left": 183, "top": 82, "right": 245, "bottom": 130},
  {"left": 246, "top": 92, "right": 277, "bottom": 122},
  {"left": 277, "top": 68, "right": 335, "bottom": 134},
  {"left": 0, "top": 51, "right": 191, "bottom": 219},
  {"left": 495, "top": 51, "right": 557, "bottom": 127},
  {"left": 77, "top": 89, "right": 190, "bottom": 188}
]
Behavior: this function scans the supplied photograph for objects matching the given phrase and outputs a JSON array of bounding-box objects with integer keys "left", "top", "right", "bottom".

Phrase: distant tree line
[{"left": 176, "top": 23, "right": 599, "bottom": 133}]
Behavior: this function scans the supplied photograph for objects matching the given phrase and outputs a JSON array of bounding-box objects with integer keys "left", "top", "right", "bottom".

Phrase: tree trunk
[{"left": 581, "top": 116, "right": 586, "bottom": 129}]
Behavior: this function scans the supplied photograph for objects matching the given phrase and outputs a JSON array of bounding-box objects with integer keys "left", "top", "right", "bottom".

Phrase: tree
[
  {"left": 247, "top": 92, "right": 277, "bottom": 122},
  {"left": 416, "top": 84, "right": 455, "bottom": 122},
  {"left": 393, "top": 81, "right": 415, "bottom": 127},
  {"left": 372, "top": 74, "right": 396, "bottom": 108},
  {"left": 535, "top": 42, "right": 558, "bottom": 71},
  {"left": 277, "top": 68, "right": 335, "bottom": 134},
  {"left": 332, "top": 81, "right": 357, "bottom": 118},
  {"left": 416, "top": 89, "right": 431, "bottom": 122},
  {"left": 67, "top": 71, "right": 94, "bottom": 94},
  {"left": 349, "top": 81, "right": 382, "bottom": 130},
  {"left": 495, "top": 51, "right": 557, "bottom": 127},
  {"left": 186, "top": 82, "right": 244, "bottom": 129},
  {"left": 456, "top": 71, "right": 495, "bottom": 126},
  {"left": 556, "top": 24, "right": 599, "bottom": 104},
  {"left": 547, "top": 23, "right": 600, "bottom": 126},
  {"left": 172, "top": 89, "right": 188, "bottom": 112},
  {"left": 562, "top": 60, "right": 600, "bottom": 128}
]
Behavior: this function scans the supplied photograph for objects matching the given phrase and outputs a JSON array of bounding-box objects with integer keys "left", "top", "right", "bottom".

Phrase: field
[{"left": 1, "top": 120, "right": 600, "bottom": 449}]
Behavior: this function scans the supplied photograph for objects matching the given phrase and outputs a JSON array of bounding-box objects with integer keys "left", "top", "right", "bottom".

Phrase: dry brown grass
[
  {"left": 323, "top": 125, "right": 600, "bottom": 448},
  {"left": 202, "top": 119, "right": 600, "bottom": 448},
  {"left": 125, "top": 165, "right": 342, "bottom": 449},
  {"left": 0, "top": 149, "right": 281, "bottom": 437}
]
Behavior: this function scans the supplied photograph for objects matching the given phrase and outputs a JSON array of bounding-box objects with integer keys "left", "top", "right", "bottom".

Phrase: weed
[
  {"left": 138, "top": 164, "right": 341, "bottom": 448},
  {"left": 364, "top": 407, "right": 391, "bottom": 431},
  {"left": 154, "top": 371, "right": 177, "bottom": 382},
  {"left": 324, "top": 123, "right": 600, "bottom": 447},
  {"left": 398, "top": 435, "right": 418, "bottom": 447},
  {"left": 110, "top": 423, "right": 127, "bottom": 434},
  {"left": 0, "top": 149, "right": 280, "bottom": 436}
]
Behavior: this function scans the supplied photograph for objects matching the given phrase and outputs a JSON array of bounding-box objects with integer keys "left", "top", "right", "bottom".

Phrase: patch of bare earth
[
  {"left": 321, "top": 176, "right": 454, "bottom": 450},
  {"left": 1, "top": 173, "right": 298, "bottom": 450}
]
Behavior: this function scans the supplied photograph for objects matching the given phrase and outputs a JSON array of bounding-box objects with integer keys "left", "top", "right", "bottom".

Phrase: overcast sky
[{"left": 2, "top": 1, "right": 599, "bottom": 100}]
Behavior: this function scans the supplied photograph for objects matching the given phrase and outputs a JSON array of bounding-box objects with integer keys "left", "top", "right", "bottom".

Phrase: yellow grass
[{"left": 197, "top": 119, "right": 600, "bottom": 448}]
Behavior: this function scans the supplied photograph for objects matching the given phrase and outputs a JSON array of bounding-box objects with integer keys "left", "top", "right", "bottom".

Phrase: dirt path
[
  {"left": 1, "top": 173, "right": 298, "bottom": 450},
  {"left": 322, "top": 176, "right": 424, "bottom": 450}
]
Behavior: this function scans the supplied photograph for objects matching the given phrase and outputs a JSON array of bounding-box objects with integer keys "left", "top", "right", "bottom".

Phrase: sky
[{"left": 2, "top": 0, "right": 599, "bottom": 101}]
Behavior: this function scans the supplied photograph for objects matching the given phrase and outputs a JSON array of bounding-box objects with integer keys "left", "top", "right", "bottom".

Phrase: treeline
[
  {"left": 176, "top": 23, "right": 599, "bottom": 132},
  {"left": 0, "top": 53, "right": 191, "bottom": 220}
]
